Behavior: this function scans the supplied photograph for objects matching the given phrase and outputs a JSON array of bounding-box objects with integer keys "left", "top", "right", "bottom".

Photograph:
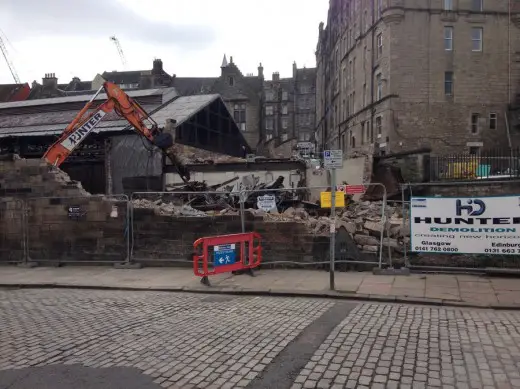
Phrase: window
[
  {"left": 376, "top": 73, "right": 383, "bottom": 100},
  {"left": 489, "top": 113, "right": 497, "bottom": 130},
  {"left": 444, "top": 72, "right": 453, "bottom": 95},
  {"left": 265, "top": 90, "right": 274, "bottom": 100},
  {"left": 281, "top": 134, "right": 288, "bottom": 141},
  {"left": 282, "top": 91, "right": 288, "bottom": 100},
  {"left": 361, "top": 122, "right": 365, "bottom": 144},
  {"left": 282, "top": 118, "right": 288, "bottom": 129},
  {"left": 376, "top": 116, "right": 382, "bottom": 136},
  {"left": 266, "top": 118, "right": 274, "bottom": 130},
  {"left": 377, "top": 33, "right": 383, "bottom": 58},
  {"left": 363, "top": 83, "right": 367, "bottom": 107},
  {"left": 266, "top": 105, "right": 273, "bottom": 115},
  {"left": 472, "top": 0, "right": 483, "bottom": 12},
  {"left": 471, "top": 113, "right": 480, "bottom": 134},
  {"left": 471, "top": 28, "right": 483, "bottom": 52},
  {"left": 228, "top": 76, "right": 234, "bottom": 86},
  {"left": 444, "top": 27, "right": 453, "bottom": 51},
  {"left": 266, "top": 133, "right": 273, "bottom": 141},
  {"left": 469, "top": 146, "right": 480, "bottom": 155},
  {"left": 299, "top": 85, "right": 310, "bottom": 94},
  {"left": 233, "top": 104, "right": 246, "bottom": 129},
  {"left": 282, "top": 104, "right": 288, "bottom": 115},
  {"left": 444, "top": 0, "right": 453, "bottom": 10},
  {"left": 299, "top": 97, "right": 307, "bottom": 109}
]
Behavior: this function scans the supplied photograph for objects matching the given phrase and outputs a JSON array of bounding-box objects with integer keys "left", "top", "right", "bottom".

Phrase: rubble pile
[{"left": 253, "top": 200, "right": 411, "bottom": 255}]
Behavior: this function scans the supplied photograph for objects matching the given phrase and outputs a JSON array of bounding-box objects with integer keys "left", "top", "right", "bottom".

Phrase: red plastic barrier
[{"left": 193, "top": 232, "right": 262, "bottom": 280}]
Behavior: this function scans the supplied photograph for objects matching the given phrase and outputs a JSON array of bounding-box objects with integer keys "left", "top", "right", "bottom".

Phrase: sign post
[{"left": 323, "top": 149, "right": 343, "bottom": 291}]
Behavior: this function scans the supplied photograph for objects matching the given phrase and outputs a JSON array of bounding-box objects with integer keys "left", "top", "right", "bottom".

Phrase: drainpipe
[{"left": 370, "top": 0, "right": 376, "bottom": 143}]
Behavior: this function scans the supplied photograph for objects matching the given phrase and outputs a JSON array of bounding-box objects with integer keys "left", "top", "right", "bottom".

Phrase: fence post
[
  {"left": 239, "top": 190, "right": 246, "bottom": 234},
  {"left": 377, "top": 183, "right": 387, "bottom": 270},
  {"left": 114, "top": 194, "right": 141, "bottom": 269}
]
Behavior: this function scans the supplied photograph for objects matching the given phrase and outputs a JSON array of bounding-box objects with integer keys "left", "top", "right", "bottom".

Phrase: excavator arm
[{"left": 43, "top": 81, "right": 190, "bottom": 182}]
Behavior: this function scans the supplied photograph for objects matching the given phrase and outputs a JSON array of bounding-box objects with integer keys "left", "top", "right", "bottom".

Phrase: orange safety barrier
[{"left": 193, "top": 232, "right": 262, "bottom": 286}]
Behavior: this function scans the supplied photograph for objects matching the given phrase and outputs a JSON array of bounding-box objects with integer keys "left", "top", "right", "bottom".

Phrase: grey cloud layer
[{"left": 1, "top": 0, "right": 215, "bottom": 50}]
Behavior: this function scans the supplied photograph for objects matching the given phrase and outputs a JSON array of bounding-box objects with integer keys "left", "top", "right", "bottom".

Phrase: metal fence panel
[
  {"left": 430, "top": 148, "right": 520, "bottom": 181},
  {"left": 130, "top": 190, "right": 244, "bottom": 264},
  {"left": 25, "top": 195, "right": 129, "bottom": 264},
  {"left": 238, "top": 184, "right": 389, "bottom": 270},
  {"left": 0, "top": 198, "right": 25, "bottom": 264}
]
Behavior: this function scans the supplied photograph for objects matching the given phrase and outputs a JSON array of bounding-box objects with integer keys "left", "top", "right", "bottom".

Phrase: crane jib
[{"left": 60, "top": 111, "right": 107, "bottom": 152}]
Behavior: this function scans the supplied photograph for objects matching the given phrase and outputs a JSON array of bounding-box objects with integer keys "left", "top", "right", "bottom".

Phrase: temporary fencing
[
  {"left": 401, "top": 181, "right": 520, "bottom": 273},
  {"left": 24, "top": 195, "right": 130, "bottom": 265},
  {"left": 0, "top": 198, "right": 25, "bottom": 264},
  {"left": 130, "top": 190, "right": 244, "bottom": 264},
  {"left": 237, "top": 184, "right": 389, "bottom": 271},
  {"left": 193, "top": 232, "right": 262, "bottom": 286},
  {"left": 0, "top": 182, "right": 390, "bottom": 271}
]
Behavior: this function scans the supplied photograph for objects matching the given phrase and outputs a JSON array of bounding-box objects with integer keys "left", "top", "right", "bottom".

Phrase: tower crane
[
  {"left": 0, "top": 33, "right": 20, "bottom": 84},
  {"left": 109, "top": 36, "right": 127, "bottom": 67}
]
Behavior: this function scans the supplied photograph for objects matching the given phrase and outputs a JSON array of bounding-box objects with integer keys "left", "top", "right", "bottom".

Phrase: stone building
[
  {"left": 99, "top": 57, "right": 264, "bottom": 150},
  {"left": 263, "top": 63, "right": 316, "bottom": 145},
  {"left": 26, "top": 74, "right": 93, "bottom": 99},
  {"left": 172, "top": 56, "right": 264, "bottom": 150},
  {"left": 316, "top": 0, "right": 520, "bottom": 156}
]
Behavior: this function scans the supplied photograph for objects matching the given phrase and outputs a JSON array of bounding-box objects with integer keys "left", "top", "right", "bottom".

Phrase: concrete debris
[{"left": 132, "top": 199, "right": 207, "bottom": 217}]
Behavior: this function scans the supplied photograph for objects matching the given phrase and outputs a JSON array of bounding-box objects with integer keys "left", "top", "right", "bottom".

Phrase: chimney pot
[{"left": 230, "top": 56, "right": 233, "bottom": 63}]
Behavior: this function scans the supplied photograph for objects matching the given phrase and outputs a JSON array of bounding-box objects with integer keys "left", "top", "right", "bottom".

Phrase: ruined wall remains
[{"left": 0, "top": 155, "right": 328, "bottom": 265}]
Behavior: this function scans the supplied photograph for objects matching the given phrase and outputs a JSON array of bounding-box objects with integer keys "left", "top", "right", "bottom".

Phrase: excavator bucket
[{"left": 153, "top": 132, "right": 174, "bottom": 150}]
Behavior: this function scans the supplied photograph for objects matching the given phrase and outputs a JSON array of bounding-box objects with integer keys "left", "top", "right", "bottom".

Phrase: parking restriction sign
[{"left": 323, "top": 150, "right": 343, "bottom": 169}]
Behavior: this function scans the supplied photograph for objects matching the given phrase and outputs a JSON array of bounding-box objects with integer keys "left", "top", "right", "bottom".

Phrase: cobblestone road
[{"left": 1, "top": 289, "right": 520, "bottom": 389}]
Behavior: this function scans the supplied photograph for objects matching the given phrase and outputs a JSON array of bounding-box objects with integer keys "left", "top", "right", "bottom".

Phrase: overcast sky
[{"left": 0, "top": 0, "right": 328, "bottom": 85}]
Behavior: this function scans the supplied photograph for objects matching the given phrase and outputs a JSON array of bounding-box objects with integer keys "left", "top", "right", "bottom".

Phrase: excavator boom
[{"left": 43, "top": 82, "right": 190, "bottom": 182}]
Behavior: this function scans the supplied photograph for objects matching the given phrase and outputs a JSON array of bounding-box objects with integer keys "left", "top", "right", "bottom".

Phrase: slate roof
[
  {"left": 101, "top": 70, "right": 144, "bottom": 85},
  {"left": 172, "top": 77, "right": 218, "bottom": 95},
  {"left": 0, "top": 89, "right": 219, "bottom": 138}
]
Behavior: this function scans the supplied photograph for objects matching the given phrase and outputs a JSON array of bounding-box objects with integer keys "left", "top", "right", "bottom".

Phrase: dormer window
[{"left": 228, "top": 76, "right": 234, "bottom": 86}]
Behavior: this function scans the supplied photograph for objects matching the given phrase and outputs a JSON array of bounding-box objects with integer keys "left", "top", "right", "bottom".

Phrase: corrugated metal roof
[
  {"left": 0, "top": 87, "right": 177, "bottom": 109},
  {"left": 0, "top": 94, "right": 222, "bottom": 138}
]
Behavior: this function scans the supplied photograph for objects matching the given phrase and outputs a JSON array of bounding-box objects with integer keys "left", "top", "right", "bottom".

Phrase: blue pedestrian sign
[{"left": 213, "top": 244, "right": 236, "bottom": 267}]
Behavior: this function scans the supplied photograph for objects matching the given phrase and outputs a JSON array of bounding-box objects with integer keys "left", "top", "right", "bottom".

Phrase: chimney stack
[
  {"left": 42, "top": 73, "right": 58, "bottom": 89},
  {"left": 152, "top": 58, "right": 163, "bottom": 75},
  {"left": 258, "top": 62, "right": 264, "bottom": 79},
  {"left": 293, "top": 61, "right": 297, "bottom": 78},
  {"left": 272, "top": 72, "right": 280, "bottom": 81}
]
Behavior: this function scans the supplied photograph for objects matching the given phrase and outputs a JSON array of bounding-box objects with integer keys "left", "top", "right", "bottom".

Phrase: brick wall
[
  {"left": 426, "top": 181, "right": 520, "bottom": 197},
  {"left": 0, "top": 155, "right": 325, "bottom": 266},
  {"left": 132, "top": 209, "right": 324, "bottom": 265}
]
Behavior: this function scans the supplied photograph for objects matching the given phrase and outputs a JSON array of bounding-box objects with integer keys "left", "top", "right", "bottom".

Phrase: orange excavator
[{"left": 43, "top": 81, "right": 190, "bottom": 182}]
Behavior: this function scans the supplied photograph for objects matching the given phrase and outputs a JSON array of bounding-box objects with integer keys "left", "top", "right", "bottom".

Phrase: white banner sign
[
  {"left": 257, "top": 195, "right": 277, "bottom": 212},
  {"left": 410, "top": 196, "right": 520, "bottom": 255}
]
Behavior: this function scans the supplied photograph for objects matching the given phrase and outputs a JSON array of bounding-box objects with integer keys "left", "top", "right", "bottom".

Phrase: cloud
[{"left": 0, "top": 0, "right": 215, "bottom": 50}]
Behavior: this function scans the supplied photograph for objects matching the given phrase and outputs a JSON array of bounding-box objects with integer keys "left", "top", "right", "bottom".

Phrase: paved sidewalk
[{"left": 1, "top": 266, "right": 519, "bottom": 308}]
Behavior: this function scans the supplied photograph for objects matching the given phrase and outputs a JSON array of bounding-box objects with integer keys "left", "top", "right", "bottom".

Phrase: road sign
[
  {"left": 323, "top": 150, "right": 343, "bottom": 169},
  {"left": 214, "top": 244, "right": 236, "bottom": 267},
  {"left": 320, "top": 191, "right": 345, "bottom": 208},
  {"left": 345, "top": 185, "right": 366, "bottom": 194},
  {"left": 257, "top": 195, "right": 276, "bottom": 212}
]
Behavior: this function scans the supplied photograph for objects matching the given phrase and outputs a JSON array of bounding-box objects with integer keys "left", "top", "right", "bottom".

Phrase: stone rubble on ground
[{"left": 131, "top": 197, "right": 411, "bottom": 255}]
